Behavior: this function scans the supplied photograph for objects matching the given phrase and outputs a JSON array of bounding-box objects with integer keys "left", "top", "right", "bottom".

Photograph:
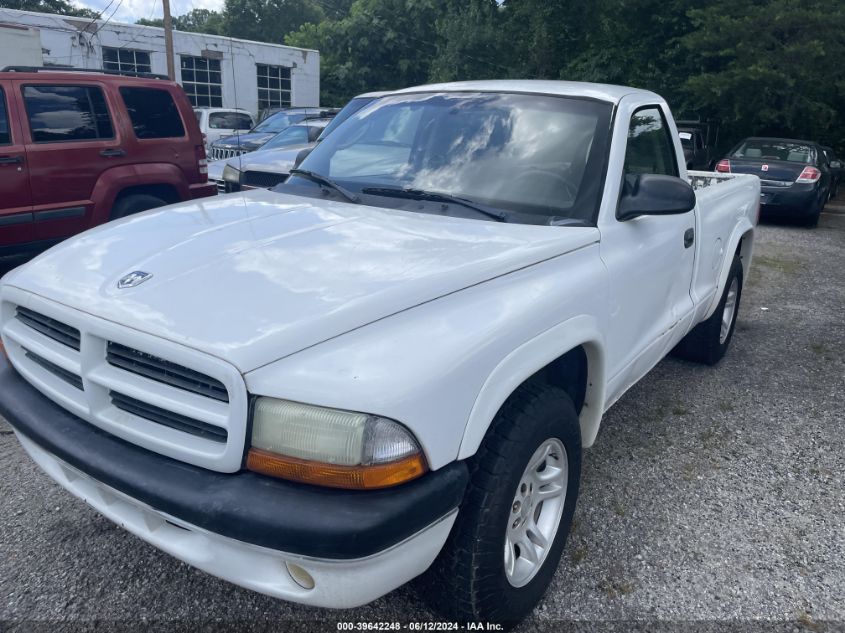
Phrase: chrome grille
[
  {"left": 110, "top": 391, "right": 228, "bottom": 443},
  {"left": 107, "top": 342, "right": 229, "bottom": 402},
  {"left": 15, "top": 307, "right": 80, "bottom": 350},
  {"left": 211, "top": 178, "right": 226, "bottom": 194},
  {"left": 209, "top": 147, "right": 246, "bottom": 161}
]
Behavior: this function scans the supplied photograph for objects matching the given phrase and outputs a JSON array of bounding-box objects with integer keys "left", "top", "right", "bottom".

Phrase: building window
[
  {"left": 103, "top": 47, "right": 152, "bottom": 74},
  {"left": 256, "top": 64, "right": 291, "bottom": 111},
  {"left": 180, "top": 56, "right": 222, "bottom": 107}
]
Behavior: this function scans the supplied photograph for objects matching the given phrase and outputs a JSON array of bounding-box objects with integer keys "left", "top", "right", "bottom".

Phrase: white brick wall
[{"left": 0, "top": 8, "right": 321, "bottom": 116}]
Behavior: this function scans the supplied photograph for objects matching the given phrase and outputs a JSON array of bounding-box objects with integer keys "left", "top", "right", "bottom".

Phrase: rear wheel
[
  {"left": 110, "top": 193, "right": 168, "bottom": 221},
  {"left": 417, "top": 381, "right": 581, "bottom": 628},
  {"left": 672, "top": 255, "right": 743, "bottom": 365}
]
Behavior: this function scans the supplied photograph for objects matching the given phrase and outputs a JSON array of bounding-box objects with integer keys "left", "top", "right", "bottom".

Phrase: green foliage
[
  {"left": 1, "top": 0, "right": 97, "bottom": 17},
  {"left": 137, "top": 9, "right": 225, "bottom": 35},
  {"left": 223, "top": 0, "right": 324, "bottom": 44},
  {"left": 286, "top": 0, "right": 441, "bottom": 104},
  {"left": 680, "top": 0, "right": 845, "bottom": 150}
]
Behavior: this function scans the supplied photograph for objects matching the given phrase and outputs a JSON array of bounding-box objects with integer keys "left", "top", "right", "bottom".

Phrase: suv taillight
[
  {"left": 715, "top": 159, "right": 731, "bottom": 173},
  {"left": 796, "top": 166, "right": 821, "bottom": 183},
  {"left": 196, "top": 144, "right": 208, "bottom": 180}
]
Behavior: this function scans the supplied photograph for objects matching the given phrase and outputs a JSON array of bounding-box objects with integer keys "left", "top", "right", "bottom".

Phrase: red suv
[{"left": 0, "top": 67, "right": 215, "bottom": 262}]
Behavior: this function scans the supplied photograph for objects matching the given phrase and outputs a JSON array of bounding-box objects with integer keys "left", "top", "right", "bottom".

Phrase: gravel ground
[{"left": 1, "top": 206, "right": 844, "bottom": 632}]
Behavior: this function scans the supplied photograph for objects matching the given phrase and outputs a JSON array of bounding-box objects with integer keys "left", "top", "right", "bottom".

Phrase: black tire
[
  {"left": 672, "top": 255, "right": 743, "bottom": 365},
  {"left": 417, "top": 381, "right": 581, "bottom": 628},
  {"left": 110, "top": 193, "right": 167, "bottom": 220},
  {"left": 805, "top": 196, "right": 824, "bottom": 227}
]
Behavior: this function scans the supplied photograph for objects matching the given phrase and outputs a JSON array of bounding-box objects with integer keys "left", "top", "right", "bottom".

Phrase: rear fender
[
  {"left": 703, "top": 221, "right": 754, "bottom": 320},
  {"left": 91, "top": 164, "right": 189, "bottom": 225}
]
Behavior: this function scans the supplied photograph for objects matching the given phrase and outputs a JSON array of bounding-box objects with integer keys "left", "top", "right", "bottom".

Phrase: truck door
[
  {"left": 0, "top": 81, "right": 35, "bottom": 251},
  {"left": 599, "top": 105, "right": 696, "bottom": 394}
]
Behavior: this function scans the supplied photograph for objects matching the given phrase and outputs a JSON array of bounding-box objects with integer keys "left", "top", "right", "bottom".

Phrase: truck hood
[{"left": 3, "top": 190, "right": 598, "bottom": 372}]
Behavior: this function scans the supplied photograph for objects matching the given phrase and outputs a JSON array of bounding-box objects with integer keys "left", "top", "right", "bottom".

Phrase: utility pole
[{"left": 162, "top": 0, "right": 175, "bottom": 80}]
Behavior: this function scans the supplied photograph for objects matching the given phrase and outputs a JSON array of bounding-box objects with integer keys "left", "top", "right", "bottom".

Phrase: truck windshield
[{"left": 293, "top": 92, "right": 613, "bottom": 224}]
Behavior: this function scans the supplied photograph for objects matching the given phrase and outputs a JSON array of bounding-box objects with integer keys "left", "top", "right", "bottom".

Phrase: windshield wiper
[
  {"left": 361, "top": 186, "right": 508, "bottom": 223},
  {"left": 290, "top": 169, "right": 360, "bottom": 204}
]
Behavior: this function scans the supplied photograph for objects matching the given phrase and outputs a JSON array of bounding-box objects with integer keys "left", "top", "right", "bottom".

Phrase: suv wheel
[
  {"left": 110, "top": 194, "right": 168, "bottom": 220},
  {"left": 418, "top": 381, "right": 581, "bottom": 628}
]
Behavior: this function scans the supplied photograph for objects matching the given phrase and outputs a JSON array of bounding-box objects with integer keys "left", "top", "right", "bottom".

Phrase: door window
[
  {"left": 0, "top": 88, "right": 9, "bottom": 145},
  {"left": 623, "top": 106, "right": 678, "bottom": 177},
  {"left": 119, "top": 87, "right": 185, "bottom": 139},
  {"left": 23, "top": 85, "right": 114, "bottom": 143}
]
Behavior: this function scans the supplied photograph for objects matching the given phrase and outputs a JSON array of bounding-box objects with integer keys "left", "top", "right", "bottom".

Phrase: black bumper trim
[{"left": 0, "top": 357, "right": 468, "bottom": 559}]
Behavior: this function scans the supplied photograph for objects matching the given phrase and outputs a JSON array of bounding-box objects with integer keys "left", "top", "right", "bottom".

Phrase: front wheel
[
  {"left": 672, "top": 255, "right": 743, "bottom": 365},
  {"left": 417, "top": 381, "right": 581, "bottom": 628}
]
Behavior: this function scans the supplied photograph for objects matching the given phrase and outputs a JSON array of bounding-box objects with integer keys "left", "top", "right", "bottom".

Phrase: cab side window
[
  {"left": 0, "top": 88, "right": 9, "bottom": 145},
  {"left": 623, "top": 107, "right": 678, "bottom": 177}
]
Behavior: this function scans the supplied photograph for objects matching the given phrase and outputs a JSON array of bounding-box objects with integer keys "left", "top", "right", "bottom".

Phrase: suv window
[
  {"left": 624, "top": 106, "right": 678, "bottom": 177},
  {"left": 209, "top": 112, "right": 252, "bottom": 130},
  {"left": 120, "top": 87, "right": 185, "bottom": 139},
  {"left": 0, "top": 88, "right": 9, "bottom": 145},
  {"left": 23, "top": 85, "right": 114, "bottom": 143}
]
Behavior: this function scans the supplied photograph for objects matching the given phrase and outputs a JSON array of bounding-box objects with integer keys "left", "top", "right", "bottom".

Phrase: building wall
[{"left": 0, "top": 9, "right": 320, "bottom": 116}]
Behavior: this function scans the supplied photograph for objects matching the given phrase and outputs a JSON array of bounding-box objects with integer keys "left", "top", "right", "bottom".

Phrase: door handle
[
  {"left": 684, "top": 228, "right": 695, "bottom": 248},
  {"left": 100, "top": 148, "right": 126, "bottom": 157},
  {"left": 0, "top": 155, "right": 23, "bottom": 165}
]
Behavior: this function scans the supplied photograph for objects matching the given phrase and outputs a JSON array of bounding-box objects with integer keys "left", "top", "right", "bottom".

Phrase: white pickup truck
[{"left": 0, "top": 80, "right": 759, "bottom": 626}]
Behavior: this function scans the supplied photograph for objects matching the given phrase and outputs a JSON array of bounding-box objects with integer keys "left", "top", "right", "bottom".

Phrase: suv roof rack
[{"left": 1, "top": 66, "right": 170, "bottom": 80}]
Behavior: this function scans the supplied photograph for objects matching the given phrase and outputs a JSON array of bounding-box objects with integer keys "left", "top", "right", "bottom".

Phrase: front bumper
[{"left": 0, "top": 358, "right": 468, "bottom": 606}]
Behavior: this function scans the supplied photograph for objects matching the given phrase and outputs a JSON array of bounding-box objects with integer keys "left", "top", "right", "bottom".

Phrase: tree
[
  {"left": 287, "top": 0, "right": 441, "bottom": 104},
  {"left": 1, "top": 0, "right": 97, "bottom": 17},
  {"left": 681, "top": 0, "right": 845, "bottom": 151},
  {"left": 428, "top": 0, "right": 508, "bottom": 82},
  {"left": 138, "top": 8, "right": 225, "bottom": 35},
  {"left": 224, "top": 0, "right": 324, "bottom": 44}
]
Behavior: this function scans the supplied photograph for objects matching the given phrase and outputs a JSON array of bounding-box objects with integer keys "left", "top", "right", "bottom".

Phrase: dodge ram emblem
[{"left": 117, "top": 271, "right": 153, "bottom": 289}]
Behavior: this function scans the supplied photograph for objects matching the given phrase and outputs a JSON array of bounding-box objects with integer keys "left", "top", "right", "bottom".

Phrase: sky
[{"left": 74, "top": 0, "right": 225, "bottom": 24}]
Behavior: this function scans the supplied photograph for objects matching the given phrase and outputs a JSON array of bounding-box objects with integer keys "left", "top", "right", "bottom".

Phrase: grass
[{"left": 752, "top": 253, "right": 802, "bottom": 275}]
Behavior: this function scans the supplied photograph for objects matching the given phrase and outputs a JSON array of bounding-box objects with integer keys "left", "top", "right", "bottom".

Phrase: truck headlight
[
  {"left": 222, "top": 164, "right": 241, "bottom": 184},
  {"left": 246, "top": 397, "right": 428, "bottom": 489}
]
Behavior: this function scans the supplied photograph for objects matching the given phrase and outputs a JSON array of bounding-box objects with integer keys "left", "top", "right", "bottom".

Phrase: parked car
[
  {"left": 210, "top": 91, "right": 388, "bottom": 193},
  {"left": 820, "top": 145, "right": 843, "bottom": 200},
  {"left": 0, "top": 80, "right": 759, "bottom": 626},
  {"left": 214, "top": 119, "right": 330, "bottom": 192},
  {"left": 676, "top": 118, "right": 720, "bottom": 170},
  {"left": 0, "top": 66, "right": 215, "bottom": 263},
  {"left": 193, "top": 107, "right": 254, "bottom": 152},
  {"left": 209, "top": 107, "right": 336, "bottom": 161},
  {"left": 716, "top": 137, "right": 831, "bottom": 225}
]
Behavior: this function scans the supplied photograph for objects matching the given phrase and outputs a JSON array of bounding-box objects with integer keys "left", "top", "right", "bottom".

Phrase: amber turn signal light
[{"left": 246, "top": 448, "right": 428, "bottom": 489}]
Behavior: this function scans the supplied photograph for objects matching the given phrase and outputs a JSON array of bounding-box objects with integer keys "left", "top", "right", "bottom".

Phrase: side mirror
[
  {"left": 832, "top": 160, "right": 842, "bottom": 169},
  {"left": 617, "top": 173, "right": 696, "bottom": 221},
  {"left": 293, "top": 146, "right": 314, "bottom": 169}
]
